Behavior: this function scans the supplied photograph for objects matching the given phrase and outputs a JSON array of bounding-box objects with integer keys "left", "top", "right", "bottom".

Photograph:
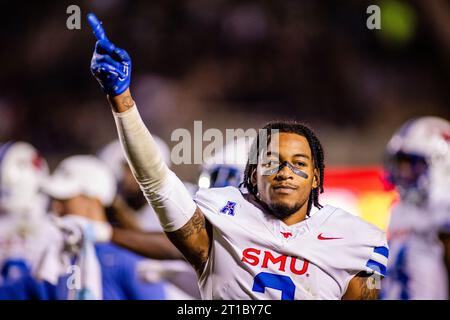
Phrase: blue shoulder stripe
[
  {"left": 366, "top": 259, "right": 387, "bottom": 277},
  {"left": 373, "top": 246, "right": 389, "bottom": 258}
]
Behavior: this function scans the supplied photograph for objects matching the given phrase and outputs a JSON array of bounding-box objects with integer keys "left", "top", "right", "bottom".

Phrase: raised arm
[{"left": 87, "top": 13, "right": 211, "bottom": 275}]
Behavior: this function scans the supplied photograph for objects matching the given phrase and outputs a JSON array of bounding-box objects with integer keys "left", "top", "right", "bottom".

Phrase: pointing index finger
[{"left": 87, "top": 13, "right": 109, "bottom": 41}]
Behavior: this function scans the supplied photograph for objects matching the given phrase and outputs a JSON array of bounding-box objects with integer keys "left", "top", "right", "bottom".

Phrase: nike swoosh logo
[{"left": 317, "top": 233, "right": 343, "bottom": 240}]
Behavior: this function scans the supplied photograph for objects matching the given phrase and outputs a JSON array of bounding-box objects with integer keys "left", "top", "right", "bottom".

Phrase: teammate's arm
[
  {"left": 342, "top": 272, "right": 379, "bottom": 300},
  {"left": 88, "top": 14, "right": 211, "bottom": 275},
  {"left": 112, "top": 228, "right": 184, "bottom": 260}
]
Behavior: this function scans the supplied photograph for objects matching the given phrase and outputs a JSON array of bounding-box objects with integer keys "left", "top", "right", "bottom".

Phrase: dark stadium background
[{"left": 0, "top": 0, "right": 448, "bottom": 187}]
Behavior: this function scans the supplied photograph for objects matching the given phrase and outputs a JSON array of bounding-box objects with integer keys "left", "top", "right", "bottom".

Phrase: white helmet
[
  {"left": 98, "top": 137, "right": 171, "bottom": 182},
  {"left": 0, "top": 141, "right": 49, "bottom": 216},
  {"left": 385, "top": 116, "right": 450, "bottom": 204},
  {"left": 42, "top": 155, "right": 117, "bottom": 207},
  {"left": 199, "top": 136, "right": 254, "bottom": 188}
]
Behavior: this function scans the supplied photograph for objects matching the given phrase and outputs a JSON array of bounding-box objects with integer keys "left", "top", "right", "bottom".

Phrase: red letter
[
  {"left": 290, "top": 257, "right": 309, "bottom": 275},
  {"left": 261, "top": 251, "right": 287, "bottom": 271},
  {"left": 242, "top": 248, "right": 261, "bottom": 266}
]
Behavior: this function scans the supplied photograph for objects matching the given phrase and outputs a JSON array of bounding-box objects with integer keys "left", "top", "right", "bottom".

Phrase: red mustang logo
[{"left": 280, "top": 232, "right": 293, "bottom": 239}]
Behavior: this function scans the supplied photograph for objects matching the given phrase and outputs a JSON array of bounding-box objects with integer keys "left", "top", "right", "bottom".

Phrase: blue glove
[{"left": 87, "top": 13, "right": 131, "bottom": 96}]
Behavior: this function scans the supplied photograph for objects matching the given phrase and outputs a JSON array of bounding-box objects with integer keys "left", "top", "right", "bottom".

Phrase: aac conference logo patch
[{"left": 220, "top": 201, "right": 237, "bottom": 216}]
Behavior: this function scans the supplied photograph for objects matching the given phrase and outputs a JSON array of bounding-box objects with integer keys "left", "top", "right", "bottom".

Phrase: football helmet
[
  {"left": 199, "top": 136, "right": 254, "bottom": 188},
  {"left": 0, "top": 141, "right": 49, "bottom": 216},
  {"left": 385, "top": 116, "right": 450, "bottom": 205}
]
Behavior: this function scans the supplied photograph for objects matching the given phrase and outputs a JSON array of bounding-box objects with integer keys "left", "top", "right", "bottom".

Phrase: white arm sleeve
[{"left": 113, "top": 105, "right": 197, "bottom": 232}]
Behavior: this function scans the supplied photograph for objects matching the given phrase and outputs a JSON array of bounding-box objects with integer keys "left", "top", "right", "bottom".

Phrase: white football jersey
[
  {"left": 0, "top": 214, "right": 62, "bottom": 283},
  {"left": 194, "top": 187, "right": 388, "bottom": 300},
  {"left": 381, "top": 202, "right": 448, "bottom": 300}
]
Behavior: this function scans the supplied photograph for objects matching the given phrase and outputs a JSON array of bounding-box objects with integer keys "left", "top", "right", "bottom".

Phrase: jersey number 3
[{"left": 252, "top": 272, "right": 295, "bottom": 300}]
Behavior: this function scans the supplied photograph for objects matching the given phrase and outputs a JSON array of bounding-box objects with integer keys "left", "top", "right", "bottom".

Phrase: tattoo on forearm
[
  {"left": 167, "top": 209, "right": 211, "bottom": 275},
  {"left": 177, "top": 210, "right": 206, "bottom": 240}
]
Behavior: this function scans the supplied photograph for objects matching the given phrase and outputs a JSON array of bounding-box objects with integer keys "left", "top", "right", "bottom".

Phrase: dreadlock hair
[{"left": 241, "top": 120, "right": 325, "bottom": 216}]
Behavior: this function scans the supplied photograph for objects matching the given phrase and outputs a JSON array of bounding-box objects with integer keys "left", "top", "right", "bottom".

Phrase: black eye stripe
[{"left": 262, "top": 161, "right": 309, "bottom": 179}]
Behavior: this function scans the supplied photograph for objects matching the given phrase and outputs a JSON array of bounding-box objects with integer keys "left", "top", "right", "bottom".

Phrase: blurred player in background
[
  {"left": 99, "top": 140, "right": 200, "bottom": 299},
  {"left": 381, "top": 117, "right": 450, "bottom": 300},
  {"left": 88, "top": 13, "right": 388, "bottom": 300},
  {"left": 0, "top": 144, "right": 107, "bottom": 300},
  {"left": 0, "top": 141, "right": 54, "bottom": 284},
  {"left": 432, "top": 126, "right": 450, "bottom": 298},
  {"left": 198, "top": 136, "right": 253, "bottom": 189},
  {"left": 42, "top": 155, "right": 169, "bottom": 299}
]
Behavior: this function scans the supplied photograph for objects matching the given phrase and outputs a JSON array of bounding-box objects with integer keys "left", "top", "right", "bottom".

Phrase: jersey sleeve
[
  {"left": 328, "top": 209, "right": 389, "bottom": 278},
  {"left": 364, "top": 241, "right": 389, "bottom": 277},
  {"left": 193, "top": 186, "right": 239, "bottom": 222},
  {"left": 193, "top": 188, "right": 218, "bottom": 214},
  {"left": 352, "top": 217, "right": 389, "bottom": 278}
]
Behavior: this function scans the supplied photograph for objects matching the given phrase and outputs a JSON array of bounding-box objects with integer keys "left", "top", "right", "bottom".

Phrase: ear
[
  {"left": 312, "top": 168, "right": 319, "bottom": 189},
  {"left": 250, "top": 166, "right": 257, "bottom": 188}
]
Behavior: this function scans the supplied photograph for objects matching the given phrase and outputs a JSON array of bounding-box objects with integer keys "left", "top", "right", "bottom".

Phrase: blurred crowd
[{"left": 0, "top": 0, "right": 449, "bottom": 177}]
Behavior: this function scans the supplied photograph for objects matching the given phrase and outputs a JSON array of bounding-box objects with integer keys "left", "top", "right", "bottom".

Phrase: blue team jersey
[{"left": 0, "top": 242, "right": 168, "bottom": 300}]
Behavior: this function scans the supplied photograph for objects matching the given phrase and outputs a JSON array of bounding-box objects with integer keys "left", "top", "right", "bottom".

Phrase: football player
[
  {"left": 0, "top": 141, "right": 54, "bottom": 284},
  {"left": 87, "top": 13, "right": 388, "bottom": 300},
  {"left": 42, "top": 155, "right": 169, "bottom": 299},
  {"left": 381, "top": 117, "right": 450, "bottom": 300},
  {"left": 198, "top": 136, "right": 254, "bottom": 189}
]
